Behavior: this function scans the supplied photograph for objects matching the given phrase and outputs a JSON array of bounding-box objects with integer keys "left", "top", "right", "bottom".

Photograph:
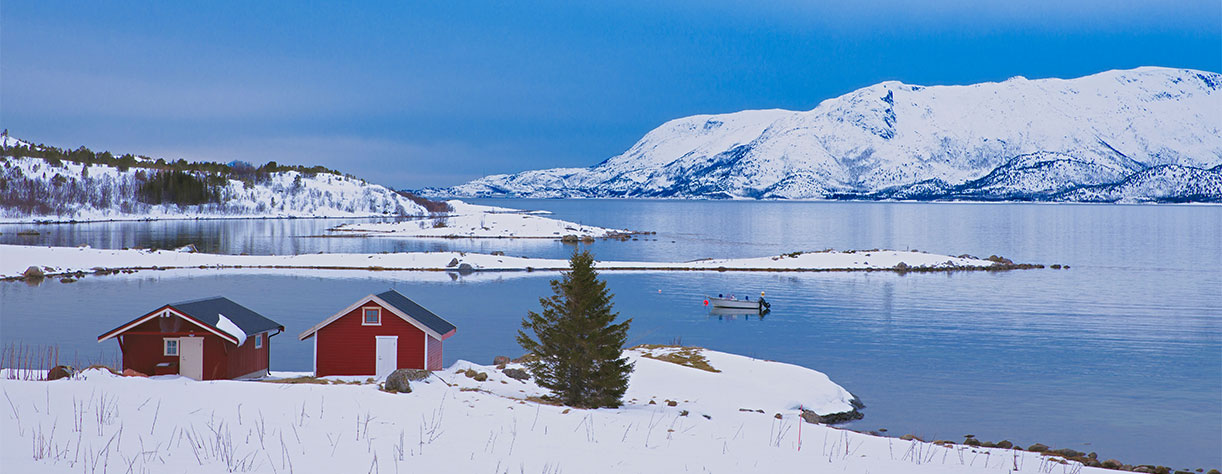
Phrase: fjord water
[{"left": 2, "top": 200, "right": 1219, "bottom": 468}]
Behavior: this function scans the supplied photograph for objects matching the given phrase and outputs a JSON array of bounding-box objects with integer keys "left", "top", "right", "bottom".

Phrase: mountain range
[{"left": 427, "top": 67, "right": 1221, "bottom": 203}]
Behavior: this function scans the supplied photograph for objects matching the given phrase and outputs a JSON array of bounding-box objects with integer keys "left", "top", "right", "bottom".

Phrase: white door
[
  {"left": 375, "top": 336, "right": 398, "bottom": 379},
  {"left": 179, "top": 337, "right": 204, "bottom": 380}
]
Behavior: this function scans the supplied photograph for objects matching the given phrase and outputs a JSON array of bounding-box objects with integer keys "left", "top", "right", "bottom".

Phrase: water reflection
[{"left": 707, "top": 306, "right": 770, "bottom": 320}]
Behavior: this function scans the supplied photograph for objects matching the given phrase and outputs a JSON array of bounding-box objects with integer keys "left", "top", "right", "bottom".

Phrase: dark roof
[
  {"left": 376, "top": 290, "right": 457, "bottom": 336},
  {"left": 170, "top": 297, "right": 284, "bottom": 338}
]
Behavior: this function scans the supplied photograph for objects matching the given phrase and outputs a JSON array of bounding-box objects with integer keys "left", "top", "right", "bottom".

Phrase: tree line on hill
[
  {"left": 0, "top": 140, "right": 352, "bottom": 209},
  {"left": 1, "top": 141, "right": 351, "bottom": 184},
  {"left": 0, "top": 138, "right": 453, "bottom": 215}
]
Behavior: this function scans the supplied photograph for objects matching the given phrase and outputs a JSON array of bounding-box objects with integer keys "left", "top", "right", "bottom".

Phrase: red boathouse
[
  {"left": 98, "top": 297, "right": 284, "bottom": 380},
  {"left": 298, "top": 290, "right": 457, "bottom": 377}
]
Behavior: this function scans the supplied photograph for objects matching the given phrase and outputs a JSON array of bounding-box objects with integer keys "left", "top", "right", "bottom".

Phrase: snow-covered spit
[
  {"left": 0, "top": 244, "right": 1027, "bottom": 280},
  {"left": 431, "top": 67, "right": 1222, "bottom": 202},
  {"left": 329, "top": 200, "right": 634, "bottom": 239},
  {"left": 0, "top": 347, "right": 1106, "bottom": 473},
  {"left": 0, "top": 151, "right": 429, "bottom": 223}
]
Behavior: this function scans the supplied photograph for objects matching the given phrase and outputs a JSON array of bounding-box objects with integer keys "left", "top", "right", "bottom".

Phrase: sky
[{"left": 2, "top": 1, "right": 1219, "bottom": 189}]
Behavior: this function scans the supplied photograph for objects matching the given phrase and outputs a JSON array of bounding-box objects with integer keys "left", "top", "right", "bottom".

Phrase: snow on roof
[{"left": 215, "top": 313, "right": 248, "bottom": 343}]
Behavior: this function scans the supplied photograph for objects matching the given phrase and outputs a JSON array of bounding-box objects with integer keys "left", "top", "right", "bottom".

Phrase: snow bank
[
  {"left": 0, "top": 347, "right": 1105, "bottom": 473},
  {"left": 625, "top": 347, "right": 859, "bottom": 418},
  {"left": 329, "top": 200, "right": 634, "bottom": 238},
  {"left": 0, "top": 244, "right": 1017, "bottom": 280}
]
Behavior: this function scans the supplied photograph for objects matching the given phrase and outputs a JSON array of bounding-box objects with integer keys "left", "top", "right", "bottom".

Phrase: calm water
[{"left": 2, "top": 200, "right": 1219, "bottom": 468}]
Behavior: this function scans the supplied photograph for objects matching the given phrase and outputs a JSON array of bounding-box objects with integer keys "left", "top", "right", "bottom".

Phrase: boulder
[
  {"left": 1026, "top": 443, "right": 1049, "bottom": 452},
  {"left": 1101, "top": 459, "right": 1123, "bottom": 469},
  {"left": 1050, "top": 448, "right": 1085, "bottom": 458},
  {"left": 384, "top": 369, "right": 417, "bottom": 393},
  {"left": 47, "top": 365, "right": 74, "bottom": 381},
  {"left": 23, "top": 266, "right": 44, "bottom": 279},
  {"left": 456, "top": 263, "right": 475, "bottom": 274},
  {"left": 800, "top": 410, "right": 822, "bottom": 424},
  {"left": 995, "top": 440, "right": 1013, "bottom": 449},
  {"left": 446, "top": 258, "right": 459, "bottom": 268},
  {"left": 502, "top": 368, "right": 530, "bottom": 381},
  {"left": 492, "top": 355, "right": 511, "bottom": 366},
  {"left": 899, "top": 434, "right": 922, "bottom": 441}
]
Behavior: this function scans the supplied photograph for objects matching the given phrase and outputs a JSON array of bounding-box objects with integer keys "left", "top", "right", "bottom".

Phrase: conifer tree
[{"left": 517, "top": 250, "right": 633, "bottom": 408}]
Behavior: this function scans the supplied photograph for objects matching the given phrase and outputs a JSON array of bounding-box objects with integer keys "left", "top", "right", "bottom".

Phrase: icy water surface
[{"left": 2, "top": 200, "right": 1220, "bottom": 468}]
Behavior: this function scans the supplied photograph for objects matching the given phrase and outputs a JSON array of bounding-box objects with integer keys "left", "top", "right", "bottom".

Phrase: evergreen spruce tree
[{"left": 517, "top": 250, "right": 633, "bottom": 408}]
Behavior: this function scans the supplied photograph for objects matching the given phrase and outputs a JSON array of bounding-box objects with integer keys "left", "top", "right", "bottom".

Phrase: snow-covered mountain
[
  {"left": 0, "top": 137, "right": 432, "bottom": 222},
  {"left": 431, "top": 67, "right": 1222, "bottom": 203}
]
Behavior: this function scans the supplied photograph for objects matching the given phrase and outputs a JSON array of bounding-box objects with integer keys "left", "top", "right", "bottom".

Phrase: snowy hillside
[
  {"left": 432, "top": 67, "right": 1222, "bottom": 202},
  {"left": 0, "top": 140, "right": 431, "bottom": 222}
]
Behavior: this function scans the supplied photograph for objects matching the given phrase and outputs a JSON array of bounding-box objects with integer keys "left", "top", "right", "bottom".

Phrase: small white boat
[{"left": 706, "top": 295, "right": 770, "bottom": 311}]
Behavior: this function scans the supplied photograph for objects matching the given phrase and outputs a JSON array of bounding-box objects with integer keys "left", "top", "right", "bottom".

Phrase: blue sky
[{"left": 2, "top": 1, "right": 1219, "bottom": 188}]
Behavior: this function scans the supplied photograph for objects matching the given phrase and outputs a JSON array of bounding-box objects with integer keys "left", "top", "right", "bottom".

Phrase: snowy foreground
[
  {"left": 0, "top": 347, "right": 1103, "bottom": 473},
  {"left": 0, "top": 244, "right": 1021, "bottom": 279},
  {"left": 329, "top": 200, "right": 633, "bottom": 239}
]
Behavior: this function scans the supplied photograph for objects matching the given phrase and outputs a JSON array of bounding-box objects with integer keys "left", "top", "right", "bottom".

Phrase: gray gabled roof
[
  {"left": 375, "top": 290, "right": 457, "bottom": 337},
  {"left": 170, "top": 296, "right": 284, "bottom": 337}
]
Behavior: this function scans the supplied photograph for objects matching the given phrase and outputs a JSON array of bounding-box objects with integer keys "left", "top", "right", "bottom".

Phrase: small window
[
  {"left": 362, "top": 307, "right": 381, "bottom": 326},
  {"left": 164, "top": 338, "right": 179, "bottom": 356},
  {"left": 254, "top": 333, "right": 263, "bottom": 349}
]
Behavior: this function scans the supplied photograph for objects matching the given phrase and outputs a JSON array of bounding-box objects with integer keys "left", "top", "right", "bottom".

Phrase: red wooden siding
[
  {"left": 223, "top": 333, "right": 270, "bottom": 379},
  {"left": 315, "top": 302, "right": 427, "bottom": 377},
  {"left": 426, "top": 335, "right": 443, "bottom": 371},
  {"left": 115, "top": 312, "right": 270, "bottom": 380}
]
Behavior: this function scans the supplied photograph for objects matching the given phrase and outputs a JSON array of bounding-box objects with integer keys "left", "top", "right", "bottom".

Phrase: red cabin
[
  {"left": 98, "top": 297, "right": 284, "bottom": 380},
  {"left": 298, "top": 290, "right": 457, "bottom": 378}
]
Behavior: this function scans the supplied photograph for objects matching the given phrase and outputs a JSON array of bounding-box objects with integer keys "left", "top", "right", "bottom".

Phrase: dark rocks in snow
[
  {"left": 1026, "top": 443, "right": 1049, "bottom": 452},
  {"left": 385, "top": 369, "right": 424, "bottom": 393},
  {"left": 502, "top": 368, "right": 530, "bottom": 381},
  {"left": 23, "top": 266, "right": 44, "bottom": 279},
  {"left": 47, "top": 365, "right": 74, "bottom": 381}
]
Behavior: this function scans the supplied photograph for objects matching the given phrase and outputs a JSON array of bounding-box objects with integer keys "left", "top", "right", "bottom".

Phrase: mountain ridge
[{"left": 428, "top": 67, "right": 1222, "bottom": 203}]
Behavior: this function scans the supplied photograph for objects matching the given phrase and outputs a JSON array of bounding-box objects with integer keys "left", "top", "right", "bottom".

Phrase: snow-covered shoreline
[
  {"left": 0, "top": 244, "right": 1042, "bottom": 280},
  {"left": 328, "top": 200, "right": 637, "bottom": 239},
  {"left": 0, "top": 346, "right": 1110, "bottom": 473}
]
